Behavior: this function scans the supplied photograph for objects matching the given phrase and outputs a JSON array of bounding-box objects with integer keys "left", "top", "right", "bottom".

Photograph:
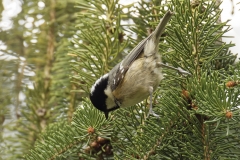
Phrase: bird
[{"left": 90, "top": 11, "right": 175, "bottom": 119}]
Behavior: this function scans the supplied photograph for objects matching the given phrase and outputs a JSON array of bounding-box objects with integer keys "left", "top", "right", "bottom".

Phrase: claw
[
  {"left": 157, "top": 62, "right": 191, "bottom": 75},
  {"left": 176, "top": 67, "right": 191, "bottom": 75},
  {"left": 147, "top": 87, "right": 160, "bottom": 118}
]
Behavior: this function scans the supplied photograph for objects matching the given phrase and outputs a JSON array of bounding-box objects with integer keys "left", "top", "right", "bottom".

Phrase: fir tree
[
  {"left": 0, "top": 0, "right": 79, "bottom": 159},
  {"left": 0, "top": 0, "right": 239, "bottom": 159}
]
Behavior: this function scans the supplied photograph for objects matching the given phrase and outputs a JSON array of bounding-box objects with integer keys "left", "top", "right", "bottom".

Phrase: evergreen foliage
[
  {"left": 0, "top": 0, "right": 80, "bottom": 159},
  {"left": 0, "top": 0, "right": 239, "bottom": 159}
]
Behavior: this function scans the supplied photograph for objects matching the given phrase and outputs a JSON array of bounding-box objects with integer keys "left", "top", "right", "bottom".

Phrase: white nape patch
[
  {"left": 90, "top": 73, "right": 109, "bottom": 94},
  {"left": 144, "top": 39, "right": 155, "bottom": 55}
]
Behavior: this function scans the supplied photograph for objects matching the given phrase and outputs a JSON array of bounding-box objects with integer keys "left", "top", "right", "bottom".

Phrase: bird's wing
[
  {"left": 110, "top": 11, "right": 173, "bottom": 91},
  {"left": 110, "top": 35, "right": 151, "bottom": 90}
]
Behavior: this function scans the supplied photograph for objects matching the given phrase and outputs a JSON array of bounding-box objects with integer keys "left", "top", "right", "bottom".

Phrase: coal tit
[{"left": 90, "top": 11, "right": 173, "bottom": 119}]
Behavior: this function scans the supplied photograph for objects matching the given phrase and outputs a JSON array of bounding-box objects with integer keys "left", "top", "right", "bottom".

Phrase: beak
[{"left": 104, "top": 111, "right": 109, "bottom": 119}]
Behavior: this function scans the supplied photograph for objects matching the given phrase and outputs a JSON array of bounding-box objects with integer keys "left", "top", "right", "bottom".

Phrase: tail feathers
[
  {"left": 153, "top": 11, "right": 173, "bottom": 41},
  {"left": 144, "top": 11, "right": 173, "bottom": 56}
]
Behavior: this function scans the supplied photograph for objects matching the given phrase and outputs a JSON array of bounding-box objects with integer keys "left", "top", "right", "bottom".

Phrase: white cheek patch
[
  {"left": 104, "top": 86, "right": 115, "bottom": 109},
  {"left": 104, "top": 86, "right": 112, "bottom": 97},
  {"left": 90, "top": 73, "right": 109, "bottom": 94}
]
